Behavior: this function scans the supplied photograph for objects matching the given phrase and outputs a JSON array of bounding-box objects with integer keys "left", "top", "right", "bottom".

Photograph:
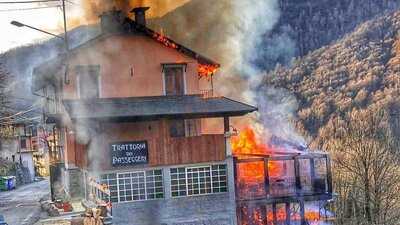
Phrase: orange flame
[
  {"left": 241, "top": 206, "right": 322, "bottom": 225},
  {"left": 231, "top": 128, "right": 283, "bottom": 180},
  {"left": 198, "top": 64, "right": 218, "bottom": 79},
  {"left": 267, "top": 209, "right": 321, "bottom": 222},
  {"left": 152, "top": 32, "right": 178, "bottom": 49}
]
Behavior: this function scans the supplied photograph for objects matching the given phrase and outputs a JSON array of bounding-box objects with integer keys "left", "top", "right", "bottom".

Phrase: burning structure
[
  {"left": 31, "top": 6, "right": 333, "bottom": 225},
  {"left": 232, "top": 129, "right": 333, "bottom": 224}
]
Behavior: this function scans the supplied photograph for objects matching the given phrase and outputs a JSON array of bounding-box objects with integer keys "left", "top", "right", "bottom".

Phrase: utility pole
[{"left": 61, "top": 0, "right": 69, "bottom": 51}]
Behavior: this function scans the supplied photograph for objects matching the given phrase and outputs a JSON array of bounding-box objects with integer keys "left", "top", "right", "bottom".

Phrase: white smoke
[
  {"left": 219, "top": 0, "right": 304, "bottom": 146},
  {"left": 228, "top": 0, "right": 280, "bottom": 77}
]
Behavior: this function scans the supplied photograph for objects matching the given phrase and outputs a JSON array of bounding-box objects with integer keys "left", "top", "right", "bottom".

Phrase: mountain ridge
[{"left": 263, "top": 10, "right": 400, "bottom": 148}]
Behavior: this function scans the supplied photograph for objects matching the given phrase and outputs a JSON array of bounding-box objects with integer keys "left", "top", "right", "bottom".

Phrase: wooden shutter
[{"left": 164, "top": 67, "right": 184, "bottom": 96}]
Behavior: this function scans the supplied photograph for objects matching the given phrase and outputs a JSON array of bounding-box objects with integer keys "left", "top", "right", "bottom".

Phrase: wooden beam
[
  {"left": 285, "top": 202, "right": 291, "bottom": 225},
  {"left": 300, "top": 200, "right": 306, "bottom": 225},
  {"left": 326, "top": 155, "right": 333, "bottom": 193},
  {"left": 272, "top": 203, "right": 278, "bottom": 225},
  {"left": 236, "top": 193, "right": 333, "bottom": 205},
  {"left": 236, "top": 204, "right": 242, "bottom": 225},
  {"left": 224, "top": 116, "right": 230, "bottom": 133},
  {"left": 264, "top": 158, "right": 270, "bottom": 196},
  {"left": 309, "top": 158, "right": 316, "bottom": 192},
  {"left": 234, "top": 153, "right": 327, "bottom": 162},
  {"left": 260, "top": 205, "right": 267, "bottom": 225},
  {"left": 294, "top": 158, "right": 302, "bottom": 192},
  {"left": 233, "top": 158, "right": 239, "bottom": 200}
]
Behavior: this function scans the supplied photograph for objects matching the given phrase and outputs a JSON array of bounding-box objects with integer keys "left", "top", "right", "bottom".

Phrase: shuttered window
[{"left": 164, "top": 66, "right": 184, "bottom": 96}]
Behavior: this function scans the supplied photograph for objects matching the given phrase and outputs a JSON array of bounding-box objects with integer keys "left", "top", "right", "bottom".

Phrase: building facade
[
  {"left": 0, "top": 123, "right": 45, "bottom": 181},
  {"left": 33, "top": 7, "right": 334, "bottom": 225},
  {"left": 32, "top": 7, "right": 257, "bottom": 225}
]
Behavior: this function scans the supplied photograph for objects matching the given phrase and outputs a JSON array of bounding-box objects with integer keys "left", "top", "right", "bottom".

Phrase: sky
[
  {"left": 0, "top": 0, "right": 190, "bottom": 53},
  {"left": 0, "top": 1, "right": 78, "bottom": 53}
]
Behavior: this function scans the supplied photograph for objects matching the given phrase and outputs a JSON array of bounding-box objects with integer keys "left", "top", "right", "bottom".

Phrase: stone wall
[
  {"left": 113, "top": 193, "right": 236, "bottom": 225},
  {"left": 112, "top": 158, "right": 237, "bottom": 225}
]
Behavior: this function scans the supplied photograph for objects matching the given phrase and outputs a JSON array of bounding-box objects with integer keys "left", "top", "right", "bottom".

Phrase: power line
[
  {"left": 65, "top": 0, "right": 77, "bottom": 5},
  {"left": 0, "top": 5, "right": 60, "bottom": 12},
  {"left": 0, "top": 104, "right": 40, "bottom": 121},
  {"left": 0, "top": 116, "right": 41, "bottom": 126},
  {"left": 0, "top": 0, "right": 59, "bottom": 3}
]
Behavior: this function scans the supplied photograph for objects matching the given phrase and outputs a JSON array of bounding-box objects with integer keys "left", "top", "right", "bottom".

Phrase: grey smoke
[
  {"left": 228, "top": 0, "right": 281, "bottom": 77},
  {"left": 256, "top": 86, "right": 306, "bottom": 146},
  {"left": 226, "top": 0, "right": 304, "bottom": 145}
]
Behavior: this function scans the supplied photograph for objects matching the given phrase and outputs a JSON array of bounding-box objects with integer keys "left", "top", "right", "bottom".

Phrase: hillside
[
  {"left": 263, "top": 10, "right": 400, "bottom": 149},
  {"left": 152, "top": 0, "right": 400, "bottom": 71},
  {"left": 0, "top": 25, "right": 100, "bottom": 115},
  {"left": 1, "top": 0, "right": 399, "bottom": 119},
  {"left": 275, "top": 0, "right": 399, "bottom": 56}
]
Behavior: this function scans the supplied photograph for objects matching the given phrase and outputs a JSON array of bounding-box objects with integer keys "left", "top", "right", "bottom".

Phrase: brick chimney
[
  {"left": 131, "top": 7, "right": 150, "bottom": 27},
  {"left": 99, "top": 9, "right": 123, "bottom": 34}
]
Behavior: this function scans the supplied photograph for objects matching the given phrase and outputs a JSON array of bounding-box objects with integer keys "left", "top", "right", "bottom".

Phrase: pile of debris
[{"left": 71, "top": 207, "right": 111, "bottom": 225}]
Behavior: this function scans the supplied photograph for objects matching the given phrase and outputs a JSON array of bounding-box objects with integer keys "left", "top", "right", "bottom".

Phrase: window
[
  {"left": 20, "top": 138, "right": 27, "bottom": 149},
  {"left": 169, "top": 119, "right": 201, "bottom": 138},
  {"left": 100, "top": 169, "right": 164, "bottom": 203},
  {"left": 100, "top": 173, "right": 118, "bottom": 203},
  {"left": 164, "top": 66, "right": 185, "bottom": 96},
  {"left": 170, "top": 168, "right": 187, "bottom": 197},
  {"left": 185, "top": 119, "right": 201, "bottom": 137},
  {"left": 169, "top": 119, "right": 185, "bottom": 137},
  {"left": 170, "top": 164, "right": 228, "bottom": 197},
  {"left": 76, "top": 65, "right": 100, "bottom": 99}
]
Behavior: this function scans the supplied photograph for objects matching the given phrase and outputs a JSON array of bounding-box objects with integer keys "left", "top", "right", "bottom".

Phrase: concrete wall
[
  {"left": 113, "top": 193, "right": 235, "bottom": 225},
  {"left": 63, "top": 34, "right": 204, "bottom": 100},
  {"left": 20, "top": 152, "right": 35, "bottom": 180},
  {"left": 110, "top": 160, "right": 237, "bottom": 225}
]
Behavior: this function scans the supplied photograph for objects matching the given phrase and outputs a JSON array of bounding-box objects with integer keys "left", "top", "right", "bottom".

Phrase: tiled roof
[{"left": 62, "top": 95, "right": 257, "bottom": 121}]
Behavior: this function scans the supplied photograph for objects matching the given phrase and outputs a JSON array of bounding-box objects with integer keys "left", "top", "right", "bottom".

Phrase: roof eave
[{"left": 68, "top": 110, "right": 257, "bottom": 123}]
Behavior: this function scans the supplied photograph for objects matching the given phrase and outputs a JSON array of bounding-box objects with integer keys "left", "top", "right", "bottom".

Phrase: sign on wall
[{"left": 110, "top": 141, "right": 148, "bottom": 167}]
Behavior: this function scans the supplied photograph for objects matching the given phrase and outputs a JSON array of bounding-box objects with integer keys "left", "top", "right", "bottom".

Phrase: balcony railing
[
  {"left": 233, "top": 152, "right": 333, "bottom": 202},
  {"left": 200, "top": 89, "right": 214, "bottom": 98}
]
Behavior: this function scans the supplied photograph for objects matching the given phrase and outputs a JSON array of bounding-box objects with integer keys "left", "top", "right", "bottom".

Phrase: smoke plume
[
  {"left": 77, "top": 0, "right": 190, "bottom": 23},
  {"left": 146, "top": 0, "right": 302, "bottom": 144},
  {"left": 70, "top": 0, "right": 304, "bottom": 173}
]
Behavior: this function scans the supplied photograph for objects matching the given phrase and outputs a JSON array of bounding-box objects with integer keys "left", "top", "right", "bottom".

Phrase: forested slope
[{"left": 264, "top": 10, "right": 400, "bottom": 149}]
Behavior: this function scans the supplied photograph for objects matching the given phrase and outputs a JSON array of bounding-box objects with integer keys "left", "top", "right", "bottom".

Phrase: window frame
[
  {"left": 170, "top": 164, "right": 228, "bottom": 198},
  {"left": 76, "top": 65, "right": 101, "bottom": 99},
  {"left": 162, "top": 63, "right": 187, "bottom": 96},
  {"left": 100, "top": 169, "right": 164, "bottom": 204}
]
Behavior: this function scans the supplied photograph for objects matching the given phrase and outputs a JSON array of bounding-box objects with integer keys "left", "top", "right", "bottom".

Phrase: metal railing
[{"left": 200, "top": 89, "right": 214, "bottom": 98}]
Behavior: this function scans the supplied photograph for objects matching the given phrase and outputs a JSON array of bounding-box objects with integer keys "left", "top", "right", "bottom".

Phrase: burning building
[{"left": 31, "top": 6, "right": 333, "bottom": 225}]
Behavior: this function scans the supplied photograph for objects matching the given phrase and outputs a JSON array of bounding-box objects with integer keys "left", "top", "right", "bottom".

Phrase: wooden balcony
[
  {"left": 234, "top": 153, "right": 334, "bottom": 225},
  {"left": 233, "top": 152, "right": 333, "bottom": 204}
]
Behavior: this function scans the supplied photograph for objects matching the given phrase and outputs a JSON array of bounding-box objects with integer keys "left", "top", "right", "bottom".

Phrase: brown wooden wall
[
  {"left": 149, "top": 134, "right": 226, "bottom": 166},
  {"left": 71, "top": 120, "right": 226, "bottom": 171},
  {"left": 75, "top": 142, "right": 88, "bottom": 169}
]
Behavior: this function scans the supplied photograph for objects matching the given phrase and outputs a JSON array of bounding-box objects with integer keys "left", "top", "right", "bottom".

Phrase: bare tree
[
  {"left": 0, "top": 63, "right": 9, "bottom": 114},
  {"left": 0, "top": 62, "right": 12, "bottom": 138},
  {"left": 326, "top": 109, "right": 400, "bottom": 225}
]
